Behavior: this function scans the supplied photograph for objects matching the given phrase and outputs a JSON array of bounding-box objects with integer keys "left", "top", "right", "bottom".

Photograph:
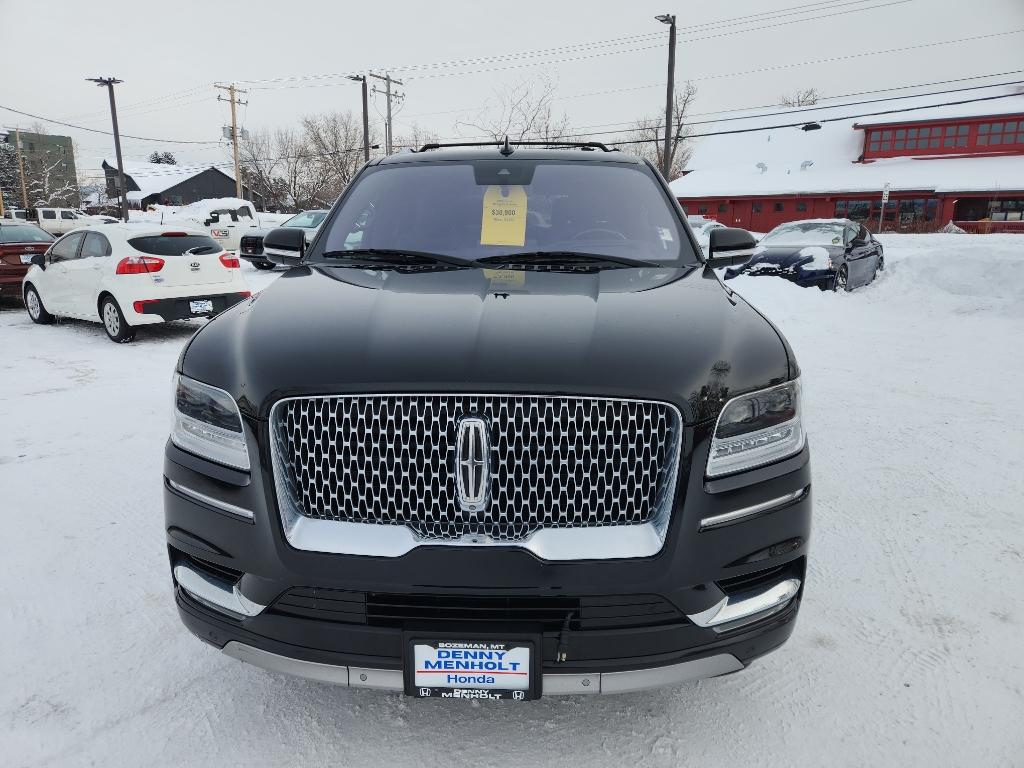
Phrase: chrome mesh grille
[{"left": 271, "top": 395, "right": 681, "bottom": 541}]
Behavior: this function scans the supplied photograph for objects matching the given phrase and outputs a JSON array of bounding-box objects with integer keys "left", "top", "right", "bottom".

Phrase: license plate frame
[
  {"left": 189, "top": 299, "right": 214, "bottom": 314},
  {"left": 403, "top": 631, "right": 541, "bottom": 701}
]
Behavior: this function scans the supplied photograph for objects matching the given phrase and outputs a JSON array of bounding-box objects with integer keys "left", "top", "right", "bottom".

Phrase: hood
[{"left": 181, "top": 265, "right": 791, "bottom": 424}]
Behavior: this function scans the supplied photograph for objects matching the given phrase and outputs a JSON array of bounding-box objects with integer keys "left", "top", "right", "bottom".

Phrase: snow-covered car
[
  {"left": 725, "top": 218, "right": 884, "bottom": 291},
  {"left": 22, "top": 224, "right": 251, "bottom": 343},
  {"left": 689, "top": 219, "right": 726, "bottom": 255},
  {"left": 239, "top": 209, "right": 329, "bottom": 270}
]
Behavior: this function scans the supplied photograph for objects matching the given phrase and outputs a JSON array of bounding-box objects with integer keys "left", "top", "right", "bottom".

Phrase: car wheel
[
  {"left": 100, "top": 296, "right": 135, "bottom": 343},
  {"left": 253, "top": 261, "right": 275, "bottom": 270},
  {"left": 876, "top": 255, "right": 884, "bottom": 273},
  {"left": 834, "top": 266, "right": 850, "bottom": 292},
  {"left": 24, "top": 284, "right": 54, "bottom": 324}
]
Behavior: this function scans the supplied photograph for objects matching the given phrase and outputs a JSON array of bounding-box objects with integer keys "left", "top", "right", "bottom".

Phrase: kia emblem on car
[
  {"left": 189, "top": 261, "right": 201, "bottom": 271},
  {"left": 455, "top": 416, "right": 489, "bottom": 512}
]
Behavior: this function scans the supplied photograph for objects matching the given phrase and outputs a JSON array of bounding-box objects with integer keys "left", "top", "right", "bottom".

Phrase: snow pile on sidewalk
[{"left": 1, "top": 236, "right": 1022, "bottom": 767}]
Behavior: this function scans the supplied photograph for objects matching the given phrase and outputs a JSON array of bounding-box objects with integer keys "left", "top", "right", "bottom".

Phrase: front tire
[
  {"left": 834, "top": 266, "right": 850, "bottom": 292},
  {"left": 252, "top": 260, "right": 275, "bottom": 271},
  {"left": 100, "top": 296, "right": 135, "bottom": 343},
  {"left": 25, "top": 284, "right": 54, "bottom": 324}
]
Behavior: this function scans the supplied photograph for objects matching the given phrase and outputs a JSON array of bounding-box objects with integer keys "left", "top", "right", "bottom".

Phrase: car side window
[
  {"left": 844, "top": 225, "right": 859, "bottom": 245},
  {"left": 61, "top": 211, "right": 77, "bottom": 220},
  {"left": 81, "top": 232, "right": 112, "bottom": 258},
  {"left": 42, "top": 210, "right": 57, "bottom": 220},
  {"left": 859, "top": 225, "right": 871, "bottom": 243},
  {"left": 49, "top": 232, "right": 85, "bottom": 263}
]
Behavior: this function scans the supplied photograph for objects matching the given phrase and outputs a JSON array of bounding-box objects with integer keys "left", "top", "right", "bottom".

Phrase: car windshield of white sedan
[
  {"left": 0, "top": 225, "right": 54, "bottom": 243},
  {"left": 761, "top": 222, "right": 846, "bottom": 247},
  {"left": 318, "top": 160, "right": 693, "bottom": 264},
  {"left": 284, "top": 211, "right": 327, "bottom": 229}
]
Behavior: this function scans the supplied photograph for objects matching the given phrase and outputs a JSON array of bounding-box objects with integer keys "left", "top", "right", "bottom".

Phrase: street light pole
[
  {"left": 656, "top": 13, "right": 677, "bottom": 180},
  {"left": 87, "top": 77, "right": 129, "bottom": 222}
]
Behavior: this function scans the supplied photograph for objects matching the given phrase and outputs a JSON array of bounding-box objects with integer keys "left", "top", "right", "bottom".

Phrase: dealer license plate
[
  {"left": 190, "top": 299, "right": 214, "bottom": 314},
  {"left": 408, "top": 640, "right": 535, "bottom": 700}
]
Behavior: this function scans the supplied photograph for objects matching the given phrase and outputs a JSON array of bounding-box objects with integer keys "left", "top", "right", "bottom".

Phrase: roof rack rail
[{"left": 417, "top": 139, "right": 616, "bottom": 153}]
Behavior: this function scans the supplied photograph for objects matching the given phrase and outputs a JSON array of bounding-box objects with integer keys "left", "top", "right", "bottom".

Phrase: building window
[
  {"left": 796, "top": 201, "right": 808, "bottom": 212},
  {"left": 698, "top": 205, "right": 708, "bottom": 214},
  {"left": 718, "top": 203, "right": 728, "bottom": 213},
  {"left": 752, "top": 202, "right": 762, "bottom": 213},
  {"left": 773, "top": 202, "right": 785, "bottom": 212}
]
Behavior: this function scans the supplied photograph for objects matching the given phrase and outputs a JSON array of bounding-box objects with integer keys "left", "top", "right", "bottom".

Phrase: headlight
[
  {"left": 706, "top": 379, "right": 804, "bottom": 477},
  {"left": 171, "top": 373, "right": 250, "bottom": 470}
]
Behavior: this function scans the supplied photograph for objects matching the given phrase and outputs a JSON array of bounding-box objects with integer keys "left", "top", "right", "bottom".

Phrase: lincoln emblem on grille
[{"left": 455, "top": 416, "right": 489, "bottom": 513}]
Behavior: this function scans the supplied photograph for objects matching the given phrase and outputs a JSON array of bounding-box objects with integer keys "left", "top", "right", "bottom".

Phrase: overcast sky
[{"left": 2, "top": 0, "right": 1022, "bottom": 180}]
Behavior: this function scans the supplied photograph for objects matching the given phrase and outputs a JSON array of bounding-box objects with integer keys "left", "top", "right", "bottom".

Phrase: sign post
[{"left": 878, "top": 183, "right": 890, "bottom": 234}]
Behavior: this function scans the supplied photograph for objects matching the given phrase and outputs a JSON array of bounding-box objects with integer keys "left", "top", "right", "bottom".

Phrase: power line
[
  {"left": 240, "top": 0, "right": 910, "bottom": 90},
  {"left": 0, "top": 103, "right": 222, "bottom": 144},
  {"left": 603, "top": 91, "right": 1024, "bottom": 146}
]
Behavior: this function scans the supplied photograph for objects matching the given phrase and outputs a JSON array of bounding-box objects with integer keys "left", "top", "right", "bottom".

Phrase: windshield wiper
[
  {"left": 320, "top": 248, "right": 475, "bottom": 268},
  {"left": 475, "top": 251, "right": 660, "bottom": 270}
]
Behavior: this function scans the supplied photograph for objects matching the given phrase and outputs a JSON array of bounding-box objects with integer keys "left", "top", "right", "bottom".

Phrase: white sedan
[{"left": 22, "top": 224, "right": 252, "bottom": 343}]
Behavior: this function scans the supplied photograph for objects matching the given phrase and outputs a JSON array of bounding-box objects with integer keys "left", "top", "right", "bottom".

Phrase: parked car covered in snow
[
  {"left": 0, "top": 221, "right": 54, "bottom": 299},
  {"left": 239, "top": 209, "right": 329, "bottom": 270},
  {"left": 133, "top": 198, "right": 293, "bottom": 252},
  {"left": 688, "top": 217, "right": 726, "bottom": 255},
  {"left": 725, "top": 218, "right": 883, "bottom": 291},
  {"left": 22, "top": 224, "right": 251, "bottom": 342}
]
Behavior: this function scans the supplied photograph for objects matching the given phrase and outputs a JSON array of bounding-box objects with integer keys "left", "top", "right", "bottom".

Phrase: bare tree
[
  {"left": 301, "top": 110, "right": 373, "bottom": 200},
  {"left": 619, "top": 81, "right": 697, "bottom": 180},
  {"left": 458, "top": 74, "right": 570, "bottom": 143},
  {"left": 780, "top": 88, "right": 821, "bottom": 107},
  {"left": 393, "top": 121, "right": 439, "bottom": 151}
]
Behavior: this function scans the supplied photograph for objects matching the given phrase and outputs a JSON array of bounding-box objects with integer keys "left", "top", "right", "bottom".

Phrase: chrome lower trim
[
  {"left": 281, "top": 516, "right": 670, "bottom": 560},
  {"left": 221, "top": 641, "right": 744, "bottom": 695},
  {"left": 687, "top": 577, "right": 801, "bottom": 632},
  {"left": 699, "top": 486, "right": 808, "bottom": 531},
  {"left": 173, "top": 561, "right": 266, "bottom": 619},
  {"left": 167, "top": 479, "right": 254, "bottom": 521}
]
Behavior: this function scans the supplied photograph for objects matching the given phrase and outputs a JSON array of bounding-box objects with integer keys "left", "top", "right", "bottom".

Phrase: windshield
[
  {"left": 761, "top": 221, "right": 846, "bottom": 247},
  {"left": 0, "top": 225, "right": 54, "bottom": 243},
  {"left": 316, "top": 160, "right": 693, "bottom": 265},
  {"left": 284, "top": 211, "right": 327, "bottom": 229}
]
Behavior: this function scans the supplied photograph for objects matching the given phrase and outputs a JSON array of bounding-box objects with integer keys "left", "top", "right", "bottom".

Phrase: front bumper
[{"left": 163, "top": 418, "right": 812, "bottom": 696}]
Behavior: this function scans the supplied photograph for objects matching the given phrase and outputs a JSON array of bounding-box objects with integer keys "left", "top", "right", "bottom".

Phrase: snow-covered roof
[
  {"left": 670, "top": 86, "right": 1024, "bottom": 199},
  {"left": 103, "top": 160, "right": 235, "bottom": 198}
]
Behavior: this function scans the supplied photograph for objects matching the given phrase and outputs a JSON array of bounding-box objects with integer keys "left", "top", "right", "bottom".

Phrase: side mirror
[
  {"left": 31, "top": 253, "right": 46, "bottom": 269},
  {"left": 263, "top": 227, "right": 306, "bottom": 266},
  {"left": 706, "top": 227, "right": 756, "bottom": 267}
]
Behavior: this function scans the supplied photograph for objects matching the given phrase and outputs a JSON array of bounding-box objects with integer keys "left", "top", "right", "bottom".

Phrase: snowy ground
[{"left": 1, "top": 235, "right": 1022, "bottom": 767}]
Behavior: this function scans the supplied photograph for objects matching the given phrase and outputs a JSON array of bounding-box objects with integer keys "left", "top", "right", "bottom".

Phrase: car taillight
[
  {"left": 133, "top": 299, "right": 158, "bottom": 313},
  {"left": 219, "top": 252, "right": 240, "bottom": 269},
  {"left": 240, "top": 291, "right": 252, "bottom": 298},
  {"left": 116, "top": 255, "right": 165, "bottom": 274}
]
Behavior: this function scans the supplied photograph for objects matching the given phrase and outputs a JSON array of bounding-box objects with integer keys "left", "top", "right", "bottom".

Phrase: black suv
[{"left": 164, "top": 142, "right": 811, "bottom": 700}]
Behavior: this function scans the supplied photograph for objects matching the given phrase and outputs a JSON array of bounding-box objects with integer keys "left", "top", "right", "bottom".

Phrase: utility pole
[
  {"left": 656, "top": 14, "right": 677, "bottom": 179},
  {"left": 347, "top": 75, "right": 371, "bottom": 162},
  {"left": 14, "top": 127, "right": 29, "bottom": 209},
  {"left": 369, "top": 72, "right": 403, "bottom": 155},
  {"left": 86, "top": 77, "right": 129, "bottom": 221},
  {"left": 215, "top": 83, "right": 248, "bottom": 198}
]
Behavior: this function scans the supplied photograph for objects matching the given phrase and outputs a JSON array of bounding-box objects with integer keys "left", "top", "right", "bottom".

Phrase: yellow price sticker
[{"left": 481, "top": 185, "right": 527, "bottom": 246}]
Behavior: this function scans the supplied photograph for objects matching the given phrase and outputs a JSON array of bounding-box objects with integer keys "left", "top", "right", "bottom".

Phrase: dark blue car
[{"left": 725, "top": 219, "right": 884, "bottom": 291}]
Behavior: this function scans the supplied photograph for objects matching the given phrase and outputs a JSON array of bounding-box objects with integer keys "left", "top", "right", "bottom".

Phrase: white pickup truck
[
  {"left": 2, "top": 208, "right": 118, "bottom": 236},
  {"left": 132, "top": 198, "right": 292, "bottom": 251}
]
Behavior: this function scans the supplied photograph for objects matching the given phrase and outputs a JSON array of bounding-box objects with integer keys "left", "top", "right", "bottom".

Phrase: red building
[{"left": 670, "top": 89, "right": 1024, "bottom": 234}]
